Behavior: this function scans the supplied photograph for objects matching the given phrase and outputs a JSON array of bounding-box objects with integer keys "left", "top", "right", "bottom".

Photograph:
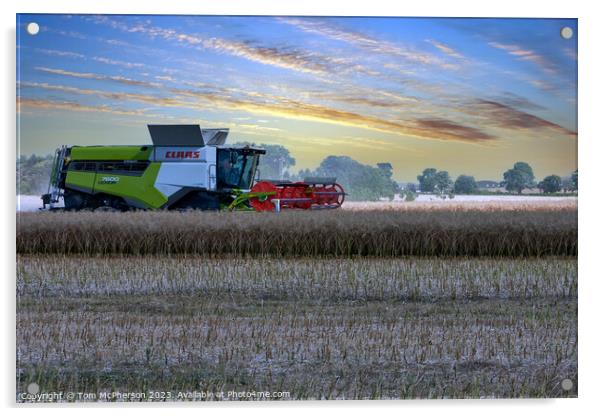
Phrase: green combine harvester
[{"left": 41, "top": 125, "right": 345, "bottom": 212}]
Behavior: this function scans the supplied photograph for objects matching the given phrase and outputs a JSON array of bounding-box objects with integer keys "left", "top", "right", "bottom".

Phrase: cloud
[
  {"left": 20, "top": 82, "right": 189, "bottom": 108},
  {"left": 426, "top": 40, "right": 464, "bottom": 59},
  {"left": 105, "top": 38, "right": 134, "bottom": 47},
  {"left": 155, "top": 75, "right": 176, "bottom": 82},
  {"left": 201, "top": 37, "right": 331, "bottom": 74},
  {"left": 311, "top": 92, "right": 412, "bottom": 108},
  {"left": 376, "top": 91, "right": 420, "bottom": 104},
  {"left": 473, "top": 99, "right": 576, "bottom": 137},
  {"left": 414, "top": 118, "right": 496, "bottom": 142},
  {"left": 53, "top": 29, "right": 88, "bottom": 40},
  {"left": 92, "top": 56, "right": 146, "bottom": 69},
  {"left": 279, "top": 17, "right": 459, "bottom": 70},
  {"left": 34, "top": 48, "right": 85, "bottom": 59},
  {"left": 529, "top": 79, "right": 556, "bottom": 92},
  {"left": 18, "top": 97, "right": 147, "bottom": 117},
  {"left": 92, "top": 16, "right": 334, "bottom": 75},
  {"left": 564, "top": 47, "right": 577, "bottom": 60},
  {"left": 35, "top": 67, "right": 160, "bottom": 88},
  {"left": 496, "top": 92, "right": 546, "bottom": 111},
  {"left": 489, "top": 42, "right": 557, "bottom": 75},
  {"left": 92, "top": 16, "right": 460, "bottom": 75},
  {"left": 237, "top": 123, "right": 282, "bottom": 133}
]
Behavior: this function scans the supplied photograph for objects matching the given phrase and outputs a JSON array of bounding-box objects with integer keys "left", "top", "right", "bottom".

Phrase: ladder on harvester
[{"left": 41, "top": 145, "right": 68, "bottom": 209}]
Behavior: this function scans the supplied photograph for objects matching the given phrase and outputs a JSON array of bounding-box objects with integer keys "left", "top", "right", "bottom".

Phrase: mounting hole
[
  {"left": 560, "top": 27, "right": 573, "bottom": 40},
  {"left": 561, "top": 378, "right": 573, "bottom": 391},
  {"left": 26, "top": 22, "right": 40, "bottom": 36},
  {"left": 27, "top": 382, "right": 40, "bottom": 394}
]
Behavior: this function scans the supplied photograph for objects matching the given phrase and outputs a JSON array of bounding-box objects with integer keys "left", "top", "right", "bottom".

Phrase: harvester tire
[{"left": 64, "top": 189, "right": 87, "bottom": 210}]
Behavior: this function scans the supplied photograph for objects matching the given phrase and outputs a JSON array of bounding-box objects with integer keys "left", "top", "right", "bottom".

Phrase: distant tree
[
  {"left": 454, "top": 175, "right": 478, "bottom": 194},
  {"left": 502, "top": 162, "right": 536, "bottom": 194},
  {"left": 16, "top": 154, "right": 54, "bottom": 195},
  {"left": 305, "top": 156, "right": 398, "bottom": 201},
  {"left": 561, "top": 175, "right": 574, "bottom": 192},
  {"left": 406, "top": 183, "right": 417, "bottom": 193},
  {"left": 572, "top": 169, "right": 578, "bottom": 190},
  {"left": 434, "top": 171, "right": 452, "bottom": 194},
  {"left": 417, "top": 168, "right": 438, "bottom": 192},
  {"left": 400, "top": 189, "right": 417, "bottom": 201},
  {"left": 377, "top": 162, "right": 393, "bottom": 178},
  {"left": 538, "top": 175, "right": 562, "bottom": 194}
]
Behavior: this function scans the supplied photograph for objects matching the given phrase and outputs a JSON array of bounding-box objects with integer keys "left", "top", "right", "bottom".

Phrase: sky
[{"left": 16, "top": 14, "right": 577, "bottom": 182}]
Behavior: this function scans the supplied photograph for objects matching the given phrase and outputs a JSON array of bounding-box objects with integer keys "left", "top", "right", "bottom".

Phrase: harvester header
[{"left": 41, "top": 124, "right": 345, "bottom": 212}]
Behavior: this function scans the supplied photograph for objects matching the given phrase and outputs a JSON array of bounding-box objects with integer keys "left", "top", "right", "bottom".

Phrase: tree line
[{"left": 416, "top": 162, "right": 577, "bottom": 195}]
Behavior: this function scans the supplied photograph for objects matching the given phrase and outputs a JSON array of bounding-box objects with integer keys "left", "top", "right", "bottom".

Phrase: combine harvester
[{"left": 41, "top": 125, "right": 345, "bottom": 212}]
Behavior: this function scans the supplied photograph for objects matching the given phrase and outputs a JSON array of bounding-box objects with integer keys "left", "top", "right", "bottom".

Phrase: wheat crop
[{"left": 17, "top": 208, "right": 577, "bottom": 257}]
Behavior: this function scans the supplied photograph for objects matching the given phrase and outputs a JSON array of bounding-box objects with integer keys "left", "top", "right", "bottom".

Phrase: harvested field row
[
  {"left": 17, "top": 209, "right": 577, "bottom": 256},
  {"left": 17, "top": 256, "right": 577, "bottom": 301},
  {"left": 16, "top": 256, "right": 577, "bottom": 399}
]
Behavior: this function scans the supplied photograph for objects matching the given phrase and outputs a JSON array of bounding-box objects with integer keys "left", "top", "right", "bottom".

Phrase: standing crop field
[
  {"left": 17, "top": 208, "right": 577, "bottom": 257},
  {"left": 16, "top": 205, "right": 578, "bottom": 401}
]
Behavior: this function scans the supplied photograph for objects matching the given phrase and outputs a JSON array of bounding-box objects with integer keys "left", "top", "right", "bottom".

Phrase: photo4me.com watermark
[{"left": 18, "top": 384, "right": 291, "bottom": 402}]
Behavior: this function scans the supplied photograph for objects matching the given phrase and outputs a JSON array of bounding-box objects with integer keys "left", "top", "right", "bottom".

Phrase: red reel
[{"left": 249, "top": 181, "right": 278, "bottom": 212}]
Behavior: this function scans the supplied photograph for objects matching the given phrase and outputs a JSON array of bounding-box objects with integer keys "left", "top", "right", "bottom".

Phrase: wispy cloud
[
  {"left": 92, "top": 56, "right": 146, "bottom": 69},
  {"left": 489, "top": 42, "right": 557, "bottom": 75},
  {"left": 529, "top": 79, "right": 556, "bottom": 92},
  {"left": 34, "top": 48, "right": 85, "bottom": 59},
  {"left": 18, "top": 97, "right": 147, "bottom": 117},
  {"left": 426, "top": 40, "right": 464, "bottom": 59},
  {"left": 564, "top": 47, "right": 577, "bottom": 60},
  {"left": 200, "top": 38, "right": 332, "bottom": 75},
  {"left": 237, "top": 123, "right": 282, "bottom": 133},
  {"left": 155, "top": 75, "right": 176, "bottom": 82},
  {"left": 92, "top": 16, "right": 335, "bottom": 75},
  {"left": 20, "top": 81, "right": 189, "bottom": 108},
  {"left": 311, "top": 92, "right": 413, "bottom": 108},
  {"left": 496, "top": 91, "right": 546, "bottom": 111},
  {"left": 280, "top": 17, "right": 459, "bottom": 70},
  {"left": 35, "top": 67, "right": 160, "bottom": 88},
  {"left": 414, "top": 118, "right": 495, "bottom": 142},
  {"left": 53, "top": 29, "right": 88, "bottom": 40},
  {"left": 472, "top": 99, "right": 576, "bottom": 137}
]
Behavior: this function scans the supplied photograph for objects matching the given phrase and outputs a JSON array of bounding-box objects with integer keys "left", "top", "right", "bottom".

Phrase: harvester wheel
[
  {"left": 333, "top": 183, "right": 346, "bottom": 207},
  {"left": 64, "top": 189, "right": 87, "bottom": 210}
]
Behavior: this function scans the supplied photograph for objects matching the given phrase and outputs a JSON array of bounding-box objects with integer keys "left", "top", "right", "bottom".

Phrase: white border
[{"left": 3, "top": 1, "right": 599, "bottom": 415}]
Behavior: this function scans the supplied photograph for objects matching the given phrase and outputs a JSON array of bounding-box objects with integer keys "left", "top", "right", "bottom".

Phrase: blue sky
[{"left": 17, "top": 14, "right": 577, "bottom": 181}]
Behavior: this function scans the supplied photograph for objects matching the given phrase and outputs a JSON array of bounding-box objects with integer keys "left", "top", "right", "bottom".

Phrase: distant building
[
  {"left": 398, "top": 182, "right": 417, "bottom": 192},
  {"left": 476, "top": 180, "right": 506, "bottom": 192},
  {"left": 476, "top": 180, "right": 500, "bottom": 189}
]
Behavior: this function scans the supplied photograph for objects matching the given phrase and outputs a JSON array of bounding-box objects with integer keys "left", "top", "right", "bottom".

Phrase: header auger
[{"left": 41, "top": 124, "right": 346, "bottom": 212}]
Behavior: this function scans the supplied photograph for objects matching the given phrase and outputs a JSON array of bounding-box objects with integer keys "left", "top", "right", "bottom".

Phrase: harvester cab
[
  {"left": 41, "top": 124, "right": 345, "bottom": 212},
  {"left": 217, "top": 147, "right": 262, "bottom": 191}
]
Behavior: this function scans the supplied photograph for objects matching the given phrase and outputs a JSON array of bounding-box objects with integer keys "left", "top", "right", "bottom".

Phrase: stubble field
[{"left": 16, "top": 202, "right": 578, "bottom": 401}]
